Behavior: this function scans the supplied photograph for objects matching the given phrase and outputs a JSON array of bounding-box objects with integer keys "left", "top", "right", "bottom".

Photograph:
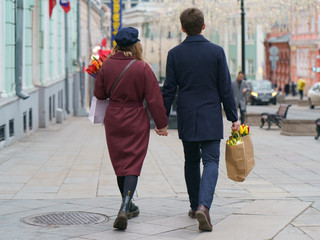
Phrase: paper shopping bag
[
  {"left": 225, "top": 135, "right": 255, "bottom": 182},
  {"left": 88, "top": 96, "right": 109, "bottom": 124}
]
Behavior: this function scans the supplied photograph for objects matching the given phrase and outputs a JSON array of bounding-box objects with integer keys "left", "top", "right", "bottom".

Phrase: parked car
[
  {"left": 308, "top": 82, "right": 320, "bottom": 109},
  {"left": 246, "top": 80, "right": 278, "bottom": 105}
]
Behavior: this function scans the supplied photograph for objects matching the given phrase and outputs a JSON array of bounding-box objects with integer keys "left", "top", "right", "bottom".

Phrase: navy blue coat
[{"left": 162, "top": 35, "right": 238, "bottom": 141}]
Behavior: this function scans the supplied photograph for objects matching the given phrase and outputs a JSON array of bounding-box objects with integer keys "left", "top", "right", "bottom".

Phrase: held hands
[
  {"left": 155, "top": 126, "right": 168, "bottom": 136},
  {"left": 231, "top": 120, "right": 241, "bottom": 131}
]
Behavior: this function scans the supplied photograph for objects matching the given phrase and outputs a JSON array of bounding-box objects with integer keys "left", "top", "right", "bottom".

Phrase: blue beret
[{"left": 115, "top": 27, "right": 140, "bottom": 47}]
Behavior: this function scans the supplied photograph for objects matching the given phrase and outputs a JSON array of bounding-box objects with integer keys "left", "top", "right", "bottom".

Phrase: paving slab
[
  {"left": 194, "top": 200, "right": 310, "bottom": 240},
  {"left": 82, "top": 230, "right": 145, "bottom": 240},
  {"left": 292, "top": 208, "right": 320, "bottom": 227},
  {"left": 273, "top": 225, "right": 313, "bottom": 240},
  {"left": 299, "top": 227, "right": 320, "bottom": 240},
  {"left": 1, "top": 116, "right": 320, "bottom": 239},
  {"left": 234, "top": 200, "right": 311, "bottom": 216},
  {"left": 195, "top": 215, "right": 300, "bottom": 240}
]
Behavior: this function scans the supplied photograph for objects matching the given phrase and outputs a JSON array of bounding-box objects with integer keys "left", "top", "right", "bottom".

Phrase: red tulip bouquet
[{"left": 85, "top": 52, "right": 110, "bottom": 79}]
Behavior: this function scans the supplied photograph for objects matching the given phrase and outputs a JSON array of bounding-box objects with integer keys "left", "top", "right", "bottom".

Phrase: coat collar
[
  {"left": 182, "top": 34, "right": 209, "bottom": 44},
  {"left": 110, "top": 51, "right": 135, "bottom": 60}
]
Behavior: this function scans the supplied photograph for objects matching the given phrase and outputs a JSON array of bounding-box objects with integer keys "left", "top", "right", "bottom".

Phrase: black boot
[
  {"left": 120, "top": 194, "right": 140, "bottom": 219},
  {"left": 128, "top": 201, "right": 140, "bottom": 219},
  {"left": 113, "top": 196, "right": 131, "bottom": 230}
]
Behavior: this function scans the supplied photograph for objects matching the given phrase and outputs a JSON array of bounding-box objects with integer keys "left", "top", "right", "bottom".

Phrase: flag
[
  {"left": 49, "top": 0, "right": 57, "bottom": 18},
  {"left": 101, "top": 38, "right": 107, "bottom": 48},
  {"left": 111, "top": 0, "right": 122, "bottom": 47},
  {"left": 60, "top": 0, "right": 70, "bottom": 13}
]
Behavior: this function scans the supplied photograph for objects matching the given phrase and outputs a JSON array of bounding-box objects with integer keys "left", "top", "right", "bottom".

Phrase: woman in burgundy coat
[{"left": 94, "top": 27, "right": 168, "bottom": 230}]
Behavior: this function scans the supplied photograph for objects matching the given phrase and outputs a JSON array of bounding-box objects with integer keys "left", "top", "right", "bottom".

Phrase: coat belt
[{"left": 109, "top": 101, "right": 144, "bottom": 108}]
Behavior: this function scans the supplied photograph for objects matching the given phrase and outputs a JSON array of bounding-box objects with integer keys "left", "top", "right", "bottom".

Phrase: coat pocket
[{"left": 177, "top": 106, "right": 197, "bottom": 140}]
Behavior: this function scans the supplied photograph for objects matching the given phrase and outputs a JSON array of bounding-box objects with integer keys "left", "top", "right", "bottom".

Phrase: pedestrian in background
[
  {"left": 291, "top": 81, "right": 297, "bottom": 96},
  {"left": 297, "top": 76, "right": 306, "bottom": 100},
  {"left": 284, "top": 81, "right": 290, "bottom": 96},
  {"left": 94, "top": 27, "right": 168, "bottom": 230},
  {"left": 161, "top": 8, "right": 240, "bottom": 232},
  {"left": 232, "top": 71, "right": 248, "bottom": 124}
]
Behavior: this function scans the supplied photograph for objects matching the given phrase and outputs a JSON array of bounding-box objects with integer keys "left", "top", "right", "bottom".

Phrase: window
[
  {"left": 59, "top": 90, "right": 63, "bottom": 109},
  {"left": 230, "top": 31, "right": 237, "bottom": 43},
  {"left": 246, "top": 59, "right": 254, "bottom": 75},
  {"left": 144, "top": 23, "right": 150, "bottom": 39},
  {"left": 246, "top": 24, "right": 254, "bottom": 42},
  {"left": 23, "top": 112, "right": 27, "bottom": 133},
  {"left": 53, "top": 95, "right": 55, "bottom": 118},
  {"left": 230, "top": 59, "right": 236, "bottom": 74},
  {"left": 0, "top": 124, "right": 5, "bottom": 142},
  {"left": 311, "top": 17, "right": 315, "bottom": 33},
  {"left": 312, "top": 54, "right": 316, "bottom": 78},
  {"left": 297, "top": 11, "right": 308, "bottom": 34},
  {"left": 49, "top": 96, "right": 52, "bottom": 121},
  {"left": 297, "top": 50, "right": 308, "bottom": 77},
  {"left": 29, "top": 108, "right": 33, "bottom": 130},
  {"left": 58, "top": 91, "right": 61, "bottom": 109},
  {"left": 230, "top": 19, "right": 237, "bottom": 43},
  {"left": 9, "top": 119, "right": 14, "bottom": 137}
]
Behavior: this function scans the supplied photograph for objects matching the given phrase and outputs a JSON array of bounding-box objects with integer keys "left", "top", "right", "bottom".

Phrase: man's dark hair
[
  {"left": 180, "top": 8, "right": 204, "bottom": 35},
  {"left": 238, "top": 71, "right": 244, "bottom": 75}
]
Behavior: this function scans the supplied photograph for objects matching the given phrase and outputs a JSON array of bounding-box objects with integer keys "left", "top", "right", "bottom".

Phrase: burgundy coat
[{"left": 94, "top": 52, "right": 168, "bottom": 176}]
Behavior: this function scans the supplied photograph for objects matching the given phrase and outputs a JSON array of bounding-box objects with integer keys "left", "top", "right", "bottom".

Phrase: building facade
[
  {"left": 217, "top": 22, "right": 265, "bottom": 81},
  {"left": 264, "top": 33, "right": 291, "bottom": 93},
  {"left": 123, "top": 1, "right": 182, "bottom": 82},
  {"left": 0, "top": 0, "right": 106, "bottom": 149},
  {"left": 290, "top": 8, "right": 320, "bottom": 94}
]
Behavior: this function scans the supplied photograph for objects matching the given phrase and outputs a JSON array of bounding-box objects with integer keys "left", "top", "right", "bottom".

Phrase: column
[
  {"left": 32, "top": 0, "right": 40, "bottom": 86},
  {"left": 0, "top": 1, "right": 6, "bottom": 97},
  {"left": 237, "top": 25, "right": 241, "bottom": 72},
  {"left": 5, "top": 0, "right": 16, "bottom": 97},
  {"left": 256, "top": 25, "right": 264, "bottom": 80},
  {"left": 39, "top": 0, "right": 50, "bottom": 84}
]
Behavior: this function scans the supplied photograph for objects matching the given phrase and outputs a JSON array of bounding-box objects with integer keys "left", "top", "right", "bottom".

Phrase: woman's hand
[{"left": 155, "top": 126, "right": 168, "bottom": 136}]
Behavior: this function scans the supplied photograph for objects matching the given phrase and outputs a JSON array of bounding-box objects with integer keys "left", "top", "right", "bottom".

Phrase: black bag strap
[{"left": 109, "top": 59, "right": 137, "bottom": 98}]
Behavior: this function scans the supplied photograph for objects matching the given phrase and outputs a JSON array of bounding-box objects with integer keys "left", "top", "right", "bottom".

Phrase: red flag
[
  {"left": 101, "top": 38, "right": 107, "bottom": 48},
  {"left": 49, "top": 0, "right": 57, "bottom": 18},
  {"left": 60, "top": 0, "right": 70, "bottom": 13}
]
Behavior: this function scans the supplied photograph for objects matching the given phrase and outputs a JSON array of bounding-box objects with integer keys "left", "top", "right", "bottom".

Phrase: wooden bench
[{"left": 260, "top": 104, "right": 292, "bottom": 130}]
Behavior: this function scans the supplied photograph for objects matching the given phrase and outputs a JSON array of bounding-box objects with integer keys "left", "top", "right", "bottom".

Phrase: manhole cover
[{"left": 21, "top": 211, "right": 109, "bottom": 227}]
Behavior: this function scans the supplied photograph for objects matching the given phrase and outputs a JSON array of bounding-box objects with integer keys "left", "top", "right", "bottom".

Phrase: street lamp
[{"left": 240, "top": 0, "right": 245, "bottom": 76}]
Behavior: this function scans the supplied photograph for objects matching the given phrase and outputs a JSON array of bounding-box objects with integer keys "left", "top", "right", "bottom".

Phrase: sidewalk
[{"left": 0, "top": 117, "right": 320, "bottom": 239}]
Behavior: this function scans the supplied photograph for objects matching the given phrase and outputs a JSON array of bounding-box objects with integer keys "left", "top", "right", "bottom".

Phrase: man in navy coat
[{"left": 161, "top": 8, "right": 240, "bottom": 231}]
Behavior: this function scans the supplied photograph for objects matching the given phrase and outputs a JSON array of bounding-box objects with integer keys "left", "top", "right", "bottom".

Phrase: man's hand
[
  {"left": 231, "top": 121, "right": 240, "bottom": 131},
  {"left": 155, "top": 126, "right": 168, "bottom": 136},
  {"left": 242, "top": 88, "right": 247, "bottom": 93}
]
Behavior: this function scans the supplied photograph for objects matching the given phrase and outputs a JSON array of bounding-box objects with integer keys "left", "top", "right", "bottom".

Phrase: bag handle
[{"left": 109, "top": 59, "right": 137, "bottom": 98}]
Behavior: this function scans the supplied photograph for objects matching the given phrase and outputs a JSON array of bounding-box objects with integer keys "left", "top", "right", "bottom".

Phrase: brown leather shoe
[
  {"left": 188, "top": 209, "right": 196, "bottom": 219},
  {"left": 195, "top": 205, "right": 212, "bottom": 231}
]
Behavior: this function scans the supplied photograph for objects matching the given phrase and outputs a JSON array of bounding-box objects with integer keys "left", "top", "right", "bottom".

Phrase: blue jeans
[{"left": 182, "top": 140, "right": 220, "bottom": 211}]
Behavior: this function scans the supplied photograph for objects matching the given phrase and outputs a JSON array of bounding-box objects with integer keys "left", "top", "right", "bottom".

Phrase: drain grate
[{"left": 21, "top": 211, "right": 109, "bottom": 227}]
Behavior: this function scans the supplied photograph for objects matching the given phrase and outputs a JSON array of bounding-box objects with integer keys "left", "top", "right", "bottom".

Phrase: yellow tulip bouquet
[
  {"left": 226, "top": 124, "right": 250, "bottom": 146},
  {"left": 225, "top": 124, "right": 255, "bottom": 182}
]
